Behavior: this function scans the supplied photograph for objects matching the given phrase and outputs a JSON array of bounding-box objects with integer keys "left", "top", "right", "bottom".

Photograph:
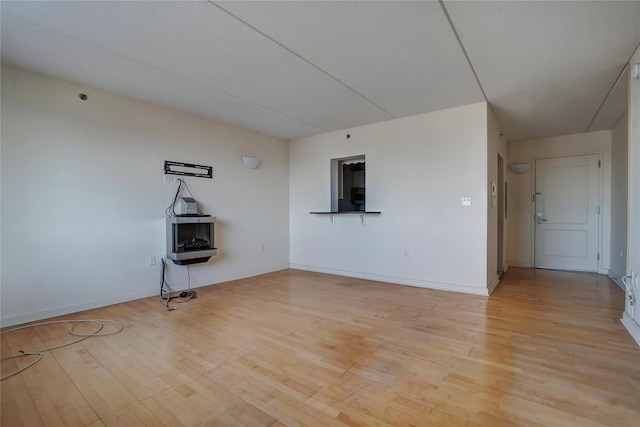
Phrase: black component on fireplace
[{"left": 172, "top": 257, "right": 212, "bottom": 265}]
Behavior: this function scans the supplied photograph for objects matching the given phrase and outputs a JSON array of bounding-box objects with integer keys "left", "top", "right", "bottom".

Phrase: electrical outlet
[
  {"left": 461, "top": 197, "right": 472, "bottom": 207},
  {"left": 148, "top": 256, "right": 157, "bottom": 266},
  {"left": 164, "top": 175, "right": 176, "bottom": 182}
]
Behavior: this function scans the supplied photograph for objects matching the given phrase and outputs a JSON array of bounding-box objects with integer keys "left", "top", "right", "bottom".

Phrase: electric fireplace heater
[{"left": 166, "top": 216, "right": 217, "bottom": 265}]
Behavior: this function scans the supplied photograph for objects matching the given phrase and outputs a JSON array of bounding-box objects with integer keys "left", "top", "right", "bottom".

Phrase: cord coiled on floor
[{"left": 1, "top": 319, "right": 124, "bottom": 381}]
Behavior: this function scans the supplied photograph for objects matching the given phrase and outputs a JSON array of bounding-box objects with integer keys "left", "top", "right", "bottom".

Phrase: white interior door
[{"left": 534, "top": 155, "right": 600, "bottom": 271}]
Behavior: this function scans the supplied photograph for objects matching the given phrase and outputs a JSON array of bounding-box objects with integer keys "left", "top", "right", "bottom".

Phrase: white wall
[
  {"left": 487, "top": 107, "right": 508, "bottom": 292},
  {"left": 289, "top": 102, "right": 491, "bottom": 295},
  {"left": 0, "top": 66, "right": 290, "bottom": 326},
  {"left": 622, "top": 49, "right": 640, "bottom": 345},
  {"left": 610, "top": 113, "right": 628, "bottom": 284},
  {"left": 506, "top": 131, "right": 612, "bottom": 272}
]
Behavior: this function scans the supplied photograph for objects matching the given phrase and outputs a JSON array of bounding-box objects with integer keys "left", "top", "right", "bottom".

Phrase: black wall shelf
[
  {"left": 309, "top": 211, "right": 381, "bottom": 215},
  {"left": 309, "top": 211, "right": 381, "bottom": 226}
]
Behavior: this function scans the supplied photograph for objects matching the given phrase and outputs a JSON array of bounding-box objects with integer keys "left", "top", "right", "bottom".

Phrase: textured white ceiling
[
  {"left": 219, "top": 1, "right": 485, "bottom": 117},
  {"left": 1, "top": 1, "right": 638, "bottom": 141},
  {"left": 445, "top": 0, "right": 640, "bottom": 140}
]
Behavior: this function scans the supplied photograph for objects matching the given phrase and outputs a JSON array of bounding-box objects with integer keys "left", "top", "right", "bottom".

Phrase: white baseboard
[
  {"left": 0, "top": 289, "right": 159, "bottom": 328},
  {"left": 506, "top": 261, "right": 532, "bottom": 268},
  {"left": 621, "top": 313, "right": 640, "bottom": 347},
  {"left": 0, "top": 264, "right": 289, "bottom": 328},
  {"left": 289, "top": 264, "right": 490, "bottom": 296},
  {"left": 607, "top": 269, "right": 627, "bottom": 291},
  {"left": 487, "top": 277, "right": 500, "bottom": 295}
]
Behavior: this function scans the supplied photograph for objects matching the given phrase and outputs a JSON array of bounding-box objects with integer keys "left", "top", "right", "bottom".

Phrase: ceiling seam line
[
  {"left": 439, "top": 1, "right": 504, "bottom": 135},
  {"left": 209, "top": 1, "right": 396, "bottom": 120},
  {"left": 609, "top": 110, "right": 627, "bottom": 131},
  {"left": 585, "top": 41, "right": 640, "bottom": 133},
  {"left": 2, "top": 12, "right": 328, "bottom": 134},
  {"left": 438, "top": 0, "right": 488, "bottom": 103}
]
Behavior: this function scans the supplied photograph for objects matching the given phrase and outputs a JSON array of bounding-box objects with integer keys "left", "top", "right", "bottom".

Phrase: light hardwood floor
[{"left": 1, "top": 268, "right": 639, "bottom": 426}]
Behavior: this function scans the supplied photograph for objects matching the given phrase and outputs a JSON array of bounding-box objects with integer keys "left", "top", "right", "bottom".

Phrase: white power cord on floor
[
  {"left": 1, "top": 319, "right": 124, "bottom": 381},
  {"left": 621, "top": 275, "right": 636, "bottom": 320}
]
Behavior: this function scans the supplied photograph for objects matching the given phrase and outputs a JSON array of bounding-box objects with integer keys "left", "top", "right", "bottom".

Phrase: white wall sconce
[
  {"left": 242, "top": 156, "right": 260, "bottom": 169},
  {"left": 509, "top": 163, "right": 530, "bottom": 174}
]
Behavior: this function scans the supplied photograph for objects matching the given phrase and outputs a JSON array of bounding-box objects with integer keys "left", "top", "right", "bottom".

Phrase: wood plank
[{"left": 1, "top": 268, "right": 639, "bottom": 426}]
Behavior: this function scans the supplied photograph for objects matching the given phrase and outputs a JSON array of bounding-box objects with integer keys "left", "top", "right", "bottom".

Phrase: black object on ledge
[
  {"left": 309, "top": 211, "right": 381, "bottom": 214},
  {"left": 172, "top": 256, "right": 212, "bottom": 265}
]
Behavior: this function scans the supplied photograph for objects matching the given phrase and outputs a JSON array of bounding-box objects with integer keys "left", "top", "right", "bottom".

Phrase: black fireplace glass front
[{"left": 171, "top": 222, "right": 213, "bottom": 252}]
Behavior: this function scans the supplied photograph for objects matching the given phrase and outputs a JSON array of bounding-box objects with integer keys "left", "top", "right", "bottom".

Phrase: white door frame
[{"left": 530, "top": 153, "right": 603, "bottom": 272}]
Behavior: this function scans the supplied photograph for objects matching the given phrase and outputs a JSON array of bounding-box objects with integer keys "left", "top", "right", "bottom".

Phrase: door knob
[{"left": 536, "top": 212, "right": 548, "bottom": 224}]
